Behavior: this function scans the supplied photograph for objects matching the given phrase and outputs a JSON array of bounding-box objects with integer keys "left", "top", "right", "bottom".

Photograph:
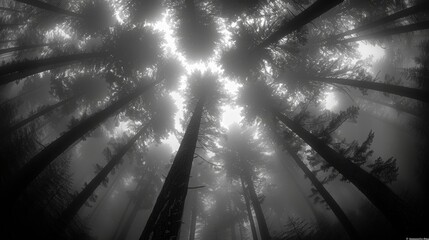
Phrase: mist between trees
[{"left": 0, "top": 0, "right": 428, "bottom": 239}]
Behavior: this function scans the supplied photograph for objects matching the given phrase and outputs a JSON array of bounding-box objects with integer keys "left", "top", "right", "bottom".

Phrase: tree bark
[
  {"left": 333, "top": 2, "right": 429, "bottom": 40},
  {"left": 309, "top": 76, "right": 429, "bottom": 103},
  {"left": 279, "top": 139, "right": 361, "bottom": 240},
  {"left": 189, "top": 191, "right": 198, "bottom": 240},
  {"left": 240, "top": 177, "right": 258, "bottom": 240},
  {"left": 117, "top": 174, "right": 154, "bottom": 240},
  {"left": 1, "top": 94, "right": 80, "bottom": 137},
  {"left": 0, "top": 43, "right": 52, "bottom": 55},
  {"left": 58, "top": 124, "right": 149, "bottom": 227},
  {"left": 275, "top": 112, "right": 425, "bottom": 237},
  {"left": 0, "top": 52, "right": 105, "bottom": 86},
  {"left": 139, "top": 97, "right": 205, "bottom": 240},
  {"left": 0, "top": 7, "right": 23, "bottom": 13},
  {"left": 240, "top": 170, "right": 271, "bottom": 240},
  {"left": 1, "top": 80, "right": 158, "bottom": 210},
  {"left": 14, "top": 0, "right": 83, "bottom": 18},
  {"left": 336, "top": 20, "right": 429, "bottom": 44},
  {"left": 256, "top": 0, "right": 344, "bottom": 50}
]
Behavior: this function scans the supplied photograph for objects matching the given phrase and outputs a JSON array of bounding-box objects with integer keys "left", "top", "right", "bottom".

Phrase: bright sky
[{"left": 149, "top": 10, "right": 386, "bottom": 153}]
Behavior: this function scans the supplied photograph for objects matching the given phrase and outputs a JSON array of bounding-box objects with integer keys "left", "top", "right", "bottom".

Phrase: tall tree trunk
[
  {"left": 140, "top": 97, "right": 205, "bottom": 240},
  {"left": 0, "top": 7, "right": 23, "bottom": 13},
  {"left": 309, "top": 76, "right": 429, "bottom": 103},
  {"left": 277, "top": 137, "right": 360, "bottom": 240},
  {"left": 0, "top": 52, "right": 105, "bottom": 86},
  {"left": 88, "top": 165, "right": 123, "bottom": 221},
  {"left": 117, "top": 174, "right": 153, "bottom": 240},
  {"left": 355, "top": 96, "right": 423, "bottom": 119},
  {"left": 14, "top": 0, "right": 83, "bottom": 18},
  {"left": 0, "top": 43, "right": 52, "bottom": 55},
  {"left": 110, "top": 198, "right": 133, "bottom": 240},
  {"left": 275, "top": 148, "right": 325, "bottom": 229},
  {"left": 189, "top": 191, "right": 198, "bottom": 240},
  {"left": 1, "top": 94, "right": 80, "bottom": 137},
  {"left": 336, "top": 20, "right": 429, "bottom": 44},
  {"left": 240, "top": 177, "right": 258, "bottom": 240},
  {"left": 256, "top": 0, "right": 343, "bottom": 50},
  {"left": 1, "top": 80, "right": 158, "bottom": 210},
  {"left": 58, "top": 124, "right": 149, "bottom": 227},
  {"left": 240, "top": 170, "right": 271, "bottom": 240},
  {"left": 275, "top": 112, "right": 425, "bottom": 237},
  {"left": 332, "top": 2, "right": 429, "bottom": 40}
]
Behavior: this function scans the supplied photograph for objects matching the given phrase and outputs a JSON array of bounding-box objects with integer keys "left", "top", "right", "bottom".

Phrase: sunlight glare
[
  {"left": 220, "top": 106, "right": 243, "bottom": 129},
  {"left": 357, "top": 42, "right": 385, "bottom": 61},
  {"left": 322, "top": 91, "right": 338, "bottom": 111}
]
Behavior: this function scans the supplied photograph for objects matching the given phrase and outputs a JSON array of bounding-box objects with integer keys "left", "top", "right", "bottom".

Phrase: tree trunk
[
  {"left": 139, "top": 97, "right": 205, "bottom": 240},
  {"left": 332, "top": 2, "right": 429, "bottom": 40},
  {"left": 0, "top": 43, "right": 52, "bottom": 55},
  {"left": 110, "top": 198, "right": 133, "bottom": 240},
  {"left": 0, "top": 7, "right": 23, "bottom": 13},
  {"left": 309, "top": 76, "right": 429, "bottom": 103},
  {"left": 355, "top": 96, "right": 423, "bottom": 119},
  {"left": 15, "top": 0, "right": 83, "bottom": 18},
  {"left": 0, "top": 52, "right": 105, "bottom": 86},
  {"left": 0, "top": 23, "right": 24, "bottom": 29},
  {"left": 337, "top": 20, "right": 429, "bottom": 44},
  {"left": 117, "top": 174, "right": 153, "bottom": 240},
  {"left": 240, "top": 171, "right": 271, "bottom": 240},
  {"left": 1, "top": 94, "right": 80, "bottom": 137},
  {"left": 58, "top": 124, "right": 149, "bottom": 227},
  {"left": 1, "top": 80, "right": 158, "bottom": 209},
  {"left": 189, "top": 191, "right": 198, "bottom": 240},
  {"left": 256, "top": 0, "right": 343, "bottom": 50},
  {"left": 275, "top": 112, "right": 425, "bottom": 237},
  {"left": 279, "top": 139, "right": 360, "bottom": 240},
  {"left": 240, "top": 177, "right": 258, "bottom": 240}
]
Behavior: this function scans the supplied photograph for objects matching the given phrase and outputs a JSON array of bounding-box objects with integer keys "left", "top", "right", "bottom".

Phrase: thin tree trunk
[
  {"left": 14, "top": 0, "right": 83, "bottom": 18},
  {"left": 0, "top": 43, "right": 52, "bottom": 55},
  {"left": 240, "top": 177, "right": 258, "bottom": 240},
  {"left": 309, "top": 76, "right": 429, "bottom": 103},
  {"left": 58, "top": 124, "right": 149, "bottom": 227},
  {"left": 0, "top": 52, "right": 105, "bottom": 86},
  {"left": 0, "top": 40, "right": 17, "bottom": 44},
  {"left": 189, "top": 191, "right": 198, "bottom": 240},
  {"left": 336, "top": 20, "right": 429, "bottom": 44},
  {"left": 0, "top": 7, "right": 23, "bottom": 13},
  {"left": 1, "top": 94, "right": 80, "bottom": 137},
  {"left": 1, "top": 80, "right": 159, "bottom": 210},
  {"left": 241, "top": 170, "right": 271, "bottom": 240},
  {"left": 275, "top": 112, "right": 425, "bottom": 237},
  {"left": 333, "top": 2, "right": 429, "bottom": 40},
  {"left": 0, "top": 23, "right": 24, "bottom": 29},
  {"left": 117, "top": 175, "right": 153, "bottom": 240},
  {"left": 278, "top": 138, "right": 360, "bottom": 240},
  {"left": 355, "top": 96, "right": 422, "bottom": 119},
  {"left": 140, "top": 97, "right": 205, "bottom": 240},
  {"left": 110, "top": 198, "right": 133, "bottom": 240},
  {"left": 256, "top": 0, "right": 343, "bottom": 50},
  {"left": 88, "top": 165, "right": 123, "bottom": 221}
]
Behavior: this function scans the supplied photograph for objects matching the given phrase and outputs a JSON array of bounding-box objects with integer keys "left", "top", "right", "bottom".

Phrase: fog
[{"left": 1, "top": 0, "right": 428, "bottom": 239}]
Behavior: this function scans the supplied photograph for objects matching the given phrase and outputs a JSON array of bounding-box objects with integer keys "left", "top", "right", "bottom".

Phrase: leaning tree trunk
[
  {"left": 332, "top": 2, "right": 429, "bottom": 40},
  {"left": 0, "top": 43, "right": 52, "bottom": 55},
  {"left": 240, "top": 177, "right": 258, "bottom": 240},
  {"left": 1, "top": 80, "right": 159, "bottom": 210},
  {"left": 110, "top": 196, "right": 134, "bottom": 240},
  {"left": 336, "top": 20, "right": 429, "bottom": 44},
  {"left": 0, "top": 52, "right": 105, "bottom": 86},
  {"left": 278, "top": 137, "right": 361, "bottom": 240},
  {"left": 139, "top": 97, "right": 205, "bottom": 240},
  {"left": 275, "top": 112, "right": 425, "bottom": 237},
  {"left": 309, "top": 76, "right": 429, "bottom": 103},
  {"left": 0, "top": 6, "right": 24, "bottom": 13},
  {"left": 240, "top": 169, "right": 271, "bottom": 240},
  {"left": 188, "top": 191, "right": 198, "bottom": 240},
  {"left": 117, "top": 174, "right": 153, "bottom": 240},
  {"left": 1, "top": 94, "right": 80, "bottom": 137},
  {"left": 58, "top": 124, "right": 149, "bottom": 227},
  {"left": 256, "top": 0, "right": 344, "bottom": 50},
  {"left": 14, "top": 0, "right": 83, "bottom": 18}
]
